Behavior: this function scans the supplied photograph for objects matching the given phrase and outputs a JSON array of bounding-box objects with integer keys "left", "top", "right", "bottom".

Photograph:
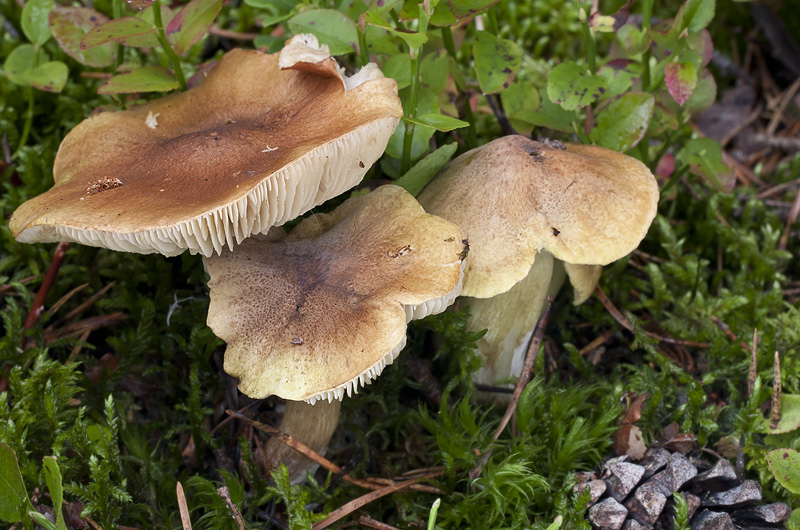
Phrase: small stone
[
  {"left": 589, "top": 498, "right": 629, "bottom": 530},
  {"left": 731, "top": 502, "right": 791, "bottom": 524},
  {"left": 624, "top": 481, "right": 667, "bottom": 525},
  {"left": 650, "top": 453, "right": 697, "bottom": 492},
  {"left": 684, "top": 493, "right": 702, "bottom": 520},
  {"left": 605, "top": 462, "right": 646, "bottom": 501},
  {"left": 639, "top": 449, "right": 670, "bottom": 480},
  {"left": 576, "top": 480, "right": 608, "bottom": 506},
  {"left": 690, "top": 459, "right": 737, "bottom": 492},
  {"left": 621, "top": 519, "right": 649, "bottom": 530},
  {"left": 702, "top": 480, "right": 761, "bottom": 508},
  {"left": 690, "top": 511, "right": 735, "bottom": 530}
]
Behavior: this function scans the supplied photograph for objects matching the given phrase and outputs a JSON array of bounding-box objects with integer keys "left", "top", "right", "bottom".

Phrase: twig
[
  {"left": 755, "top": 176, "right": 800, "bottom": 199},
  {"left": 208, "top": 25, "right": 259, "bottom": 40},
  {"left": 363, "top": 477, "right": 444, "bottom": 495},
  {"left": 22, "top": 242, "right": 70, "bottom": 348},
  {"left": 752, "top": 133, "right": 800, "bottom": 152},
  {"left": 210, "top": 399, "right": 263, "bottom": 435},
  {"left": 770, "top": 351, "right": 782, "bottom": 429},
  {"left": 0, "top": 275, "right": 38, "bottom": 296},
  {"left": 176, "top": 482, "right": 193, "bottom": 530},
  {"left": 217, "top": 486, "right": 246, "bottom": 530},
  {"left": 710, "top": 315, "right": 754, "bottom": 355},
  {"left": 485, "top": 94, "right": 517, "bottom": 136},
  {"left": 312, "top": 474, "right": 439, "bottom": 530},
  {"left": 595, "top": 285, "right": 709, "bottom": 348},
  {"left": 46, "top": 282, "right": 89, "bottom": 317},
  {"left": 779, "top": 186, "right": 800, "bottom": 250},
  {"left": 43, "top": 312, "right": 129, "bottom": 344},
  {"left": 579, "top": 330, "right": 614, "bottom": 356},
  {"left": 748, "top": 329, "right": 758, "bottom": 397},
  {"left": 357, "top": 516, "right": 402, "bottom": 530},
  {"left": 226, "top": 410, "right": 441, "bottom": 493},
  {"left": 50, "top": 281, "right": 116, "bottom": 329},
  {"left": 66, "top": 329, "right": 92, "bottom": 363},
  {"left": 399, "top": 466, "right": 445, "bottom": 478},
  {"left": 469, "top": 296, "right": 553, "bottom": 480}
]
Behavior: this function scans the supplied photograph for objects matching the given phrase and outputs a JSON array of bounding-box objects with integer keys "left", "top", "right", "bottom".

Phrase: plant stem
[
  {"left": 13, "top": 87, "right": 35, "bottom": 159},
  {"left": 641, "top": 0, "right": 653, "bottom": 89},
  {"left": 113, "top": 0, "right": 124, "bottom": 70},
  {"left": 441, "top": 25, "right": 458, "bottom": 60},
  {"left": 401, "top": 53, "right": 420, "bottom": 175},
  {"left": 462, "top": 96, "right": 478, "bottom": 149},
  {"left": 152, "top": 0, "right": 187, "bottom": 90},
  {"left": 357, "top": 25, "right": 370, "bottom": 67},
  {"left": 581, "top": 20, "right": 596, "bottom": 74}
]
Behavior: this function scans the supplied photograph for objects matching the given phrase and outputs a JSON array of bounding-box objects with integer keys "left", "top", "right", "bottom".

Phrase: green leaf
[
  {"left": 81, "top": 17, "right": 156, "bottom": 50},
  {"left": 682, "top": 70, "right": 716, "bottom": 112},
  {"left": 166, "top": 0, "right": 222, "bottom": 55},
  {"left": 598, "top": 60, "right": 643, "bottom": 100},
  {"left": 288, "top": 9, "right": 358, "bottom": 56},
  {"left": 22, "top": 0, "right": 55, "bottom": 46},
  {"left": 363, "top": 11, "right": 427, "bottom": 50},
  {"left": 617, "top": 23, "right": 650, "bottom": 55},
  {"left": 405, "top": 113, "right": 469, "bottom": 131},
  {"left": 665, "top": 61, "right": 698, "bottom": 106},
  {"left": 0, "top": 442, "right": 31, "bottom": 523},
  {"left": 43, "top": 457, "right": 67, "bottom": 530},
  {"left": 383, "top": 53, "right": 411, "bottom": 89},
  {"left": 421, "top": 50, "right": 450, "bottom": 94},
  {"left": 446, "top": 0, "right": 502, "bottom": 20},
  {"left": 674, "top": 0, "right": 715, "bottom": 33},
  {"left": 547, "top": 61, "right": 607, "bottom": 111},
  {"left": 49, "top": 7, "right": 115, "bottom": 67},
  {"left": 766, "top": 449, "right": 800, "bottom": 494},
  {"left": 3, "top": 44, "right": 37, "bottom": 86},
  {"left": 127, "top": 4, "right": 175, "bottom": 48},
  {"left": 527, "top": 88, "right": 575, "bottom": 133},
  {"left": 395, "top": 143, "right": 458, "bottom": 196},
  {"left": 502, "top": 80, "right": 541, "bottom": 134},
  {"left": 763, "top": 394, "right": 800, "bottom": 434},
  {"left": 253, "top": 34, "right": 288, "bottom": 53},
  {"left": 22, "top": 61, "right": 69, "bottom": 93},
  {"left": 98, "top": 66, "right": 179, "bottom": 94},
  {"left": 473, "top": 30, "right": 522, "bottom": 95},
  {"left": 29, "top": 511, "right": 57, "bottom": 530},
  {"left": 677, "top": 138, "right": 734, "bottom": 192},
  {"left": 590, "top": 92, "right": 654, "bottom": 152}
]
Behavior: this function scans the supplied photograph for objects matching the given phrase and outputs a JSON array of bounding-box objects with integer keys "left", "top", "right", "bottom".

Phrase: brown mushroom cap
[
  {"left": 204, "top": 185, "right": 466, "bottom": 403},
  {"left": 10, "top": 39, "right": 403, "bottom": 256},
  {"left": 417, "top": 135, "right": 659, "bottom": 299}
]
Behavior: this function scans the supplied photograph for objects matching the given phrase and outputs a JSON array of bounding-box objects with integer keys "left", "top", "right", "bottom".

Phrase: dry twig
[
  {"left": 176, "top": 482, "right": 193, "bottom": 530},
  {"left": 23, "top": 242, "right": 70, "bottom": 347},
  {"left": 770, "top": 351, "right": 782, "bottom": 429}
]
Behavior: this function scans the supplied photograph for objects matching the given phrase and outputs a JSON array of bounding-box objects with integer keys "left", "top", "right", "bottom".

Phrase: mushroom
[
  {"left": 9, "top": 35, "right": 403, "bottom": 257},
  {"left": 204, "top": 185, "right": 467, "bottom": 480},
  {"left": 417, "top": 135, "right": 658, "bottom": 389}
]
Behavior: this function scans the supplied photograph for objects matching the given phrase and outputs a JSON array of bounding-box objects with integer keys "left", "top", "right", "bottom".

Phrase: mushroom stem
[
  {"left": 466, "top": 251, "right": 566, "bottom": 388},
  {"left": 265, "top": 399, "right": 341, "bottom": 484}
]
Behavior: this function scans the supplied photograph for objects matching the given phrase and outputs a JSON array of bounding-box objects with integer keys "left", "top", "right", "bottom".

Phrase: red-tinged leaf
[
  {"left": 81, "top": 17, "right": 155, "bottom": 49},
  {"left": 446, "top": 0, "right": 502, "bottom": 20},
  {"left": 22, "top": 61, "right": 69, "bottom": 92},
  {"left": 166, "top": 0, "right": 222, "bottom": 55},
  {"left": 50, "top": 7, "right": 115, "bottom": 67},
  {"left": 766, "top": 449, "right": 800, "bottom": 494},
  {"left": 187, "top": 60, "right": 217, "bottom": 89},
  {"left": 656, "top": 153, "right": 675, "bottom": 179},
  {"left": 588, "top": 0, "right": 632, "bottom": 33},
  {"left": 665, "top": 61, "right": 698, "bottom": 106},
  {"left": 98, "top": 66, "right": 179, "bottom": 94},
  {"left": 687, "top": 29, "right": 713, "bottom": 67}
]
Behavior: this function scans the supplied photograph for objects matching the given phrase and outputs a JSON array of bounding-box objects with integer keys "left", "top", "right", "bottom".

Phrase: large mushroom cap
[
  {"left": 417, "top": 135, "right": 659, "bottom": 298},
  {"left": 10, "top": 37, "right": 403, "bottom": 257},
  {"left": 204, "top": 185, "right": 467, "bottom": 403}
]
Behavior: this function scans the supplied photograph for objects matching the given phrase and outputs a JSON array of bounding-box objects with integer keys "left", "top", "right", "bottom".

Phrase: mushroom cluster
[{"left": 417, "top": 135, "right": 659, "bottom": 390}]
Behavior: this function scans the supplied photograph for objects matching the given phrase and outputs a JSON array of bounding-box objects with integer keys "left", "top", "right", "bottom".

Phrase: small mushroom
[
  {"left": 204, "top": 185, "right": 467, "bottom": 478},
  {"left": 10, "top": 35, "right": 403, "bottom": 257},
  {"left": 417, "top": 135, "right": 658, "bottom": 389}
]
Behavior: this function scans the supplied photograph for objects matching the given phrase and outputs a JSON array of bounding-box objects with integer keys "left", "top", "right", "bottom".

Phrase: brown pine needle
[
  {"left": 770, "top": 351, "right": 782, "bottom": 429},
  {"left": 312, "top": 474, "right": 439, "bottom": 530},
  {"left": 748, "top": 329, "right": 758, "bottom": 397},
  {"left": 596, "top": 285, "right": 709, "bottom": 348},
  {"left": 358, "top": 516, "right": 403, "bottom": 530},
  {"left": 217, "top": 486, "right": 246, "bottom": 530},
  {"left": 176, "top": 481, "right": 193, "bottom": 530}
]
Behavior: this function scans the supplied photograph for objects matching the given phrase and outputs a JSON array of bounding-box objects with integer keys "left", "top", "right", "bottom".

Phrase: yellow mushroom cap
[
  {"left": 10, "top": 36, "right": 402, "bottom": 257},
  {"left": 204, "top": 185, "right": 467, "bottom": 403},
  {"left": 417, "top": 135, "right": 659, "bottom": 298}
]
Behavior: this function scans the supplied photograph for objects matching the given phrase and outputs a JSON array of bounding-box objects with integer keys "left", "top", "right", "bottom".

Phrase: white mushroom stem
[
  {"left": 265, "top": 399, "right": 341, "bottom": 484},
  {"left": 467, "top": 251, "right": 602, "bottom": 389}
]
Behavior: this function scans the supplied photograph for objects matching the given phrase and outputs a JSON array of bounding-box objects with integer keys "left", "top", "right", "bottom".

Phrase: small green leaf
[
  {"left": 766, "top": 449, "right": 800, "bottom": 494},
  {"left": 22, "top": 0, "right": 55, "bottom": 46},
  {"left": 674, "top": 0, "right": 715, "bottom": 33},
  {"left": 473, "top": 30, "right": 522, "bottom": 95},
  {"left": 3, "top": 44, "right": 37, "bottom": 86},
  {"left": 363, "top": 11, "right": 427, "bottom": 50},
  {"left": 677, "top": 138, "right": 734, "bottom": 192},
  {"left": 43, "top": 457, "right": 66, "bottom": 530},
  {"left": 598, "top": 60, "right": 643, "bottom": 100},
  {"left": 527, "top": 88, "right": 575, "bottom": 133},
  {"left": 127, "top": 4, "right": 175, "bottom": 48},
  {"left": 81, "top": 17, "right": 156, "bottom": 49},
  {"left": 288, "top": 9, "right": 358, "bottom": 56},
  {"left": 763, "top": 395, "right": 800, "bottom": 434},
  {"left": 395, "top": 143, "right": 458, "bottom": 196},
  {"left": 405, "top": 113, "right": 469, "bottom": 132},
  {"left": 0, "top": 442, "right": 32, "bottom": 523},
  {"left": 22, "top": 61, "right": 69, "bottom": 93},
  {"left": 49, "top": 7, "right": 115, "bottom": 67},
  {"left": 547, "top": 61, "right": 607, "bottom": 111},
  {"left": 421, "top": 50, "right": 450, "bottom": 94},
  {"left": 682, "top": 70, "right": 716, "bottom": 112},
  {"left": 665, "top": 61, "right": 698, "bottom": 106},
  {"left": 590, "top": 92, "right": 654, "bottom": 152},
  {"left": 383, "top": 53, "right": 411, "bottom": 89},
  {"left": 166, "top": 0, "right": 222, "bottom": 55},
  {"left": 617, "top": 23, "right": 650, "bottom": 55},
  {"left": 253, "top": 34, "right": 288, "bottom": 53},
  {"left": 446, "top": 0, "right": 502, "bottom": 20},
  {"left": 29, "top": 511, "right": 57, "bottom": 530},
  {"left": 98, "top": 66, "right": 179, "bottom": 94}
]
